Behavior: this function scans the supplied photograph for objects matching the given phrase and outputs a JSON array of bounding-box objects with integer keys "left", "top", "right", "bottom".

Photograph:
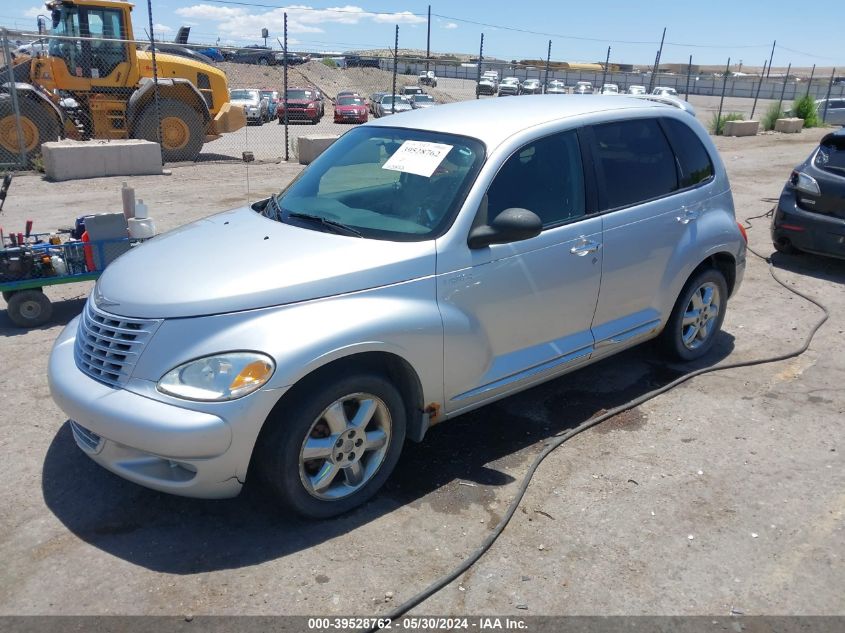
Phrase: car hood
[
  {"left": 96, "top": 206, "right": 436, "bottom": 319},
  {"left": 284, "top": 98, "right": 316, "bottom": 106},
  {"left": 336, "top": 104, "right": 365, "bottom": 112},
  {"left": 230, "top": 98, "right": 260, "bottom": 106}
]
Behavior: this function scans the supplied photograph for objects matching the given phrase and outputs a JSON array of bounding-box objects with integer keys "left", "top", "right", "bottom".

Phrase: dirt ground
[{"left": 0, "top": 126, "right": 842, "bottom": 618}]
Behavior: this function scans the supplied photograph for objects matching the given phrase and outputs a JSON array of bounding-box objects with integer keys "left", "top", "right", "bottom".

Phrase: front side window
[
  {"left": 592, "top": 118, "right": 678, "bottom": 210},
  {"left": 486, "top": 130, "right": 585, "bottom": 228},
  {"left": 84, "top": 8, "right": 126, "bottom": 78},
  {"left": 660, "top": 117, "right": 714, "bottom": 188},
  {"left": 269, "top": 127, "right": 485, "bottom": 241}
]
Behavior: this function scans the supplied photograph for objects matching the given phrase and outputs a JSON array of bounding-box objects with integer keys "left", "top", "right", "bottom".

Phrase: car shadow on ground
[
  {"left": 0, "top": 297, "right": 85, "bottom": 337},
  {"left": 770, "top": 250, "right": 845, "bottom": 285},
  {"left": 41, "top": 334, "right": 734, "bottom": 574}
]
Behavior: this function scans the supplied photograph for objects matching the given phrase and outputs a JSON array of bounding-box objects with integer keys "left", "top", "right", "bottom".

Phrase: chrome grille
[{"left": 74, "top": 300, "right": 161, "bottom": 387}]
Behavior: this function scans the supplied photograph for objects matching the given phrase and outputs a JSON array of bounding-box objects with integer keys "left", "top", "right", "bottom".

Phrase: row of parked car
[
  {"left": 226, "top": 85, "right": 440, "bottom": 126},
  {"left": 478, "top": 72, "right": 680, "bottom": 98}
]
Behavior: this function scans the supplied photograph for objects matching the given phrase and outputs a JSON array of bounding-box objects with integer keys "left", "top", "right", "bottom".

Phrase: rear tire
[
  {"left": 659, "top": 268, "right": 728, "bottom": 362},
  {"left": 132, "top": 98, "right": 204, "bottom": 162},
  {"left": 2, "top": 290, "right": 16, "bottom": 302},
  {"left": 256, "top": 372, "right": 406, "bottom": 519},
  {"left": 0, "top": 94, "right": 61, "bottom": 167},
  {"left": 6, "top": 288, "right": 52, "bottom": 328}
]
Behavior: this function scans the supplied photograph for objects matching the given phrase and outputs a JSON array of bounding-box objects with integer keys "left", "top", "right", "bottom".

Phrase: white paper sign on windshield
[{"left": 382, "top": 141, "right": 453, "bottom": 178}]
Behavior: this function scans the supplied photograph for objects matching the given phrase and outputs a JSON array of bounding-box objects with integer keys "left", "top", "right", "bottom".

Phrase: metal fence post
[
  {"left": 751, "top": 60, "right": 767, "bottom": 120},
  {"left": 1, "top": 29, "right": 27, "bottom": 169},
  {"left": 476, "top": 33, "right": 484, "bottom": 99},
  {"left": 684, "top": 55, "right": 693, "bottom": 100},
  {"left": 283, "top": 13, "right": 289, "bottom": 162},
  {"left": 715, "top": 57, "right": 730, "bottom": 134},
  {"left": 543, "top": 40, "right": 551, "bottom": 93},
  {"left": 600, "top": 46, "right": 610, "bottom": 92},
  {"left": 391, "top": 25, "right": 398, "bottom": 110},
  {"left": 822, "top": 67, "right": 836, "bottom": 123},
  {"left": 777, "top": 63, "right": 792, "bottom": 116},
  {"left": 145, "top": 0, "right": 163, "bottom": 165},
  {"left": 805, "top": 63, "right": 815, "bottom": 97}
]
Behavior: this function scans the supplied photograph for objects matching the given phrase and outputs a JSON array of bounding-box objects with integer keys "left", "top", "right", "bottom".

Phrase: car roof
[{"left": 367, "top": 95, "right": 673, "bottom": 148}]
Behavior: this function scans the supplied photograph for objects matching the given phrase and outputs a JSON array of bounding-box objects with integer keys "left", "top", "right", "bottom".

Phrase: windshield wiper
[{"left": 287, "top": 212, "right": 363, "bottom": 238}]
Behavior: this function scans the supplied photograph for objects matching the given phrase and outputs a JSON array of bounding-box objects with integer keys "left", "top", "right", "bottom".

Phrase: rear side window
[
  {"left": 592, "top": 119, "right": 678, "bottom": 210},
  {"left": 661, "top": 117, "right": 715, "bottom": 188},
  {"left": 814, "top": 135, "right": 845, "bottom": 176}
]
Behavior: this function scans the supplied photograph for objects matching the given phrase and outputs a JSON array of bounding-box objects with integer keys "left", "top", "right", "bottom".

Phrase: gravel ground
[{"left": 0, "top": 127, "right": 842, "bottom": 618}]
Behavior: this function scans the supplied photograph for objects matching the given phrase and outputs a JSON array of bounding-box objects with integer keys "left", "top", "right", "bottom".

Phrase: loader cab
[{"left": 43, "top": 0, "right": 138, "bottom": 90}]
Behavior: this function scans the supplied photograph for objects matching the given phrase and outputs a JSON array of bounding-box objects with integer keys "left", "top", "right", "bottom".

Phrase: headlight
[{"left": 158, "top": 352, "right": 275, "bottom": 401}]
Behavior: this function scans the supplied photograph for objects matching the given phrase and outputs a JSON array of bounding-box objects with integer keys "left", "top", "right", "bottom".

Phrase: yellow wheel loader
[{"left": 0, "top": 0, "right": 245, "bottom": 164}]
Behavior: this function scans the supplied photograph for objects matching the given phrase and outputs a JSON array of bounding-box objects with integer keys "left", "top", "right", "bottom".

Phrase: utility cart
[{"left": 1, "top": 235, "right": 133, "bottom": 328}]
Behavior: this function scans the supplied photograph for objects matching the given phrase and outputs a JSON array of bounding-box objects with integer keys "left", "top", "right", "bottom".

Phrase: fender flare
[{"left": 0, "top": 81, "right": 65, "bottom": 129}]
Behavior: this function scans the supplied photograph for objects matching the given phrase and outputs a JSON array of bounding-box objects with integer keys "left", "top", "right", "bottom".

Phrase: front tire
[
  {"left": 133, "top": 98, "right": 204, "bottom": 162},
  {"left": 256, "top": 373, "right": 406, "bottom": 519},
  {"left": 0, "top": 94, "right": 61, "bottom": 167},
  {"left": 660, "top": 268, "right": 728, "bottom": 361}
]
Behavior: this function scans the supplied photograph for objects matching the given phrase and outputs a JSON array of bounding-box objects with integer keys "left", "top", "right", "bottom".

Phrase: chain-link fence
[{"left": 2, "top": 22, "right": 844, "bottom": 173}]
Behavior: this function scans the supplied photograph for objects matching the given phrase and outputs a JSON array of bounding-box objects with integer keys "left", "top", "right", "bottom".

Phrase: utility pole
[
  {"left": 391, "top": 25, "right": 399, "bottom": 109},
  {"left": 283, "top": 13, "right": 288, "bottom": 162}
]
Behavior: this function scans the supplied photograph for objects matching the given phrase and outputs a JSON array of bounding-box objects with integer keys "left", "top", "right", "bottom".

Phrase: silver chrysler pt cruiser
[{"left": 49, "top": 96, "right": 746, "bottom": 518}]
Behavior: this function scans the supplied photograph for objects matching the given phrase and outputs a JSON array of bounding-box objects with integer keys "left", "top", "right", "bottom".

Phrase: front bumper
[
  {"left": 772, "top": 189, "right": 845, "bottom": 259},
  {"left": 48, "top": 317, "right": 251, "bottom": 498},
  {"left": 279, "top": 110, "right": 319, "bottom": 122}
]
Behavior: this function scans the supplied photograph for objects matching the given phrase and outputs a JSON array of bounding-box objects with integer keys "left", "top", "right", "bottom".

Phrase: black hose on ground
[{"left": 366, "top": 208, "right": 829, "bottom": 631}]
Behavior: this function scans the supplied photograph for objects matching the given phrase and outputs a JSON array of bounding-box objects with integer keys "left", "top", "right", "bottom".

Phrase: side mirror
[{"left": 467, "top": 207, "right": 542, "bottom": 249}]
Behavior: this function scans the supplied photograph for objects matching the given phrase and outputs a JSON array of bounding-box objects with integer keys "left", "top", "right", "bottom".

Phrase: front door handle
[
  {"left": 570, "top": 239, "right": 602, "bottom": 256},
  {"left": 676, "top": 207, "right": 700, "bottom": 224}
]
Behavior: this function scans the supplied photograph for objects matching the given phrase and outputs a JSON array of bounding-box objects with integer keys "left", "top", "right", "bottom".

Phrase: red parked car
[
  {"left": 277, "top": 87, "right": 323, "bottom": 124},
  {"left": 334, "top": 95, "right": 368, "bottom": 124}
]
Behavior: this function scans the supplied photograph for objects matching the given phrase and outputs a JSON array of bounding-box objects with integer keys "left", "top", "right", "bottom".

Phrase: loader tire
[
  {"left": 0, "top": 94, "right": 60, "bottom": 168},
  {"left": 133, "top": 98, "right": 204, "bottom": 162}
]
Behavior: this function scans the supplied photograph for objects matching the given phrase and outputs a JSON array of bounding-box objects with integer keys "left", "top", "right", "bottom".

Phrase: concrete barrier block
[
  {"left": 42, "top": 139, "right": 163, "bottom": 181},
  {"left": 774, "top": 118, "right": 803, "bottom": 134},
  {"left": 297, "top": 135, "right": 340, "bottom": 165},
  {"left": 723, "top": 120, "right": 759, "bottom": 137}
]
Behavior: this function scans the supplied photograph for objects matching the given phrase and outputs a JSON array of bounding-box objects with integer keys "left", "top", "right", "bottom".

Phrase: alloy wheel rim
[
  {"left": 299, "top": 392, "right": 392, "bottom": 500},
  {"left": 681, "top": 282, "right": 721, "bottom": 350}
]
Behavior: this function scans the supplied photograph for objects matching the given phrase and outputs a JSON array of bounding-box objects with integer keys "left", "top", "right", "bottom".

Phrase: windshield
[
  {"left": 338, "top": 97, "right": 364, "bottom": 106},
  {"left": 287, "top": 89, "right": 313, "bottom": 99},
  {"left": 414, "top": 95, "right": 434, "bottom": 102},
  {"left": 382, "top": 96, "right": 410, "bottom": 106},
  {"left": 230, "top": 90, "right": 258, "bottom": 100},
  {"left": 260, "top": 91, "right": 276, "bottom": 100},
  {"left": 268, "top": 127, "right": 485, "bottom": 241}
]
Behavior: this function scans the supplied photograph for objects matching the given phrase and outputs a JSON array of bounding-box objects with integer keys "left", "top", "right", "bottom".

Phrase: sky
[{"left": 2, "top": 0, "right": 843, "bottom": 68}]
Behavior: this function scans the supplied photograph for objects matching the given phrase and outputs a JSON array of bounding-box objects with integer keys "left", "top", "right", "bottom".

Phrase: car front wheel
[
  {"left": 660, "top": 268, "right": 728, "bottom": 361},
  {"left": 256, "top": 372, "right": 406, "bottom": 518}
]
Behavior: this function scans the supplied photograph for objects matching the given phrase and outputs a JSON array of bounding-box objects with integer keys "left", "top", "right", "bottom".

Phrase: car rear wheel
[
  {"left": 256, "top": 372, "right": 406, "bottom": 518},
  {"left": 660, "top": 268, "right": 728, "bottom": 361},
  {"left": 773, "top": 237, "right": 800, "bottom": 255}
]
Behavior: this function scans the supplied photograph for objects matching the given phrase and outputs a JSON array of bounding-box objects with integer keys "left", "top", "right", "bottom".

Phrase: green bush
[
  {"left": 792, "top": 93, "right": 821, "bottom": 128},
  {"left": 321, "top": 57, "right": 337, "bottom": 68},
  {"left": 762, "top": 102, "right": 784, "bottom": 131},
  {"left": 710, "top": 111, "right": 745, "bottom": 135}
]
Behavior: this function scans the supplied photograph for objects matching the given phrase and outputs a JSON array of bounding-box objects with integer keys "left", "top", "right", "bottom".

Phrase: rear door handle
[
  {"left": 570, "top": 239, "right": 602, "bottom": 256},
  {"left": 676, "top": 207, "right": 700, "bottom": 224}
]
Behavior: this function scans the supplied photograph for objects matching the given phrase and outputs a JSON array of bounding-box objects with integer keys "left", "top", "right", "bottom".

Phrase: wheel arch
[
  {"left": 264, "top": 350, "right": 428, "bottom": 446},
  {"left": 691, "top": 251, "right": 737, "bottom": 297},
  {"left": 0, "top": 83, "right": 64, "bottom": 129}
]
